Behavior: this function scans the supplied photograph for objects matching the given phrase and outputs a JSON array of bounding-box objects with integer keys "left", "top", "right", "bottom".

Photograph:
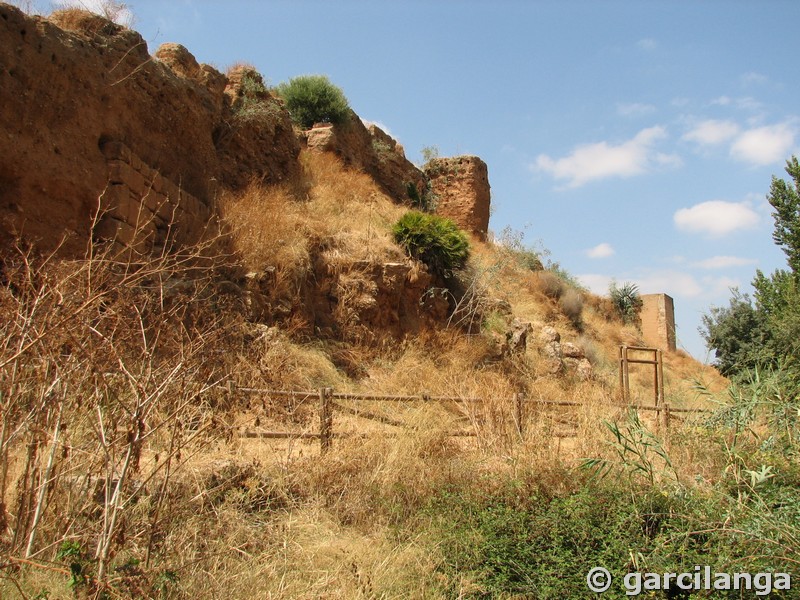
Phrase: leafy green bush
[
  {"left": 405, "top": 181, "right": 438, "bottom": 212},
  {"left": 274, "top": 74, "right": 350, "bottom": 129},
  {"left": 392, "top": 211, "right": 469, "bottom": 277},
  {"left": 232, "top": 70, "right": 282, "bottom": 124},
  {"left": 701, "top": 289, "right": 770, "bottom": 378},
  {"left": 426, "top": 483, "right": 660, "bottom": 598},
  {"left": 496, "top": 226, "right": 544, "bottom": 272},
  {"left": 425, "top": 475, "right": 800, "bottom": 598},
  {"left": 609, "top": 281, "right": 643, "bottom": 324}
]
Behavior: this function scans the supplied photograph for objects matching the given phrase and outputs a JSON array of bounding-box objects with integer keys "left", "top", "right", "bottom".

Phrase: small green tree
[
  {"left": 274, "top": 75, "right": 350, "bottom": 129},
  {"left": 700, "top": 289, "right": 771, "bottom": 378},
  {"left": 392, "top": 211, "right": 470, "bottom": 277},
  {"left": 752, "top": 269, "right": 800, "bottom": 369},
  {"left": 419, "top": 145, "right": 440, "bottom": 167},
  {"left": 767, "top": 156, "right": 800, "bottom": 274},
  {"left": 701, "top": 157, "right": 800, "bottom": 380}
]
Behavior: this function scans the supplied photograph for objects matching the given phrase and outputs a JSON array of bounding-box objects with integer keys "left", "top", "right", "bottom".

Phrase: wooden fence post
[
  {"left": 515, "top": 392, "right": 525, "bottom": 440},
  {"left": 319, "top": 387, "right": 333, "bottom": 454},
  {"left": 661, "top": 402, "right": 671, "bottom": 431},
  {"left": 619, "top": 345, "right": 632, "bottom": 404},
  {"left": 656, "top": 350, "right": 664, "bottom": 409}
]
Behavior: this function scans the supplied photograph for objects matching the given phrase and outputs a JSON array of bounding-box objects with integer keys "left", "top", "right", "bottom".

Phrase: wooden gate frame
[{"left": 618, "top": 345, "right": 664, "bottom": 409}]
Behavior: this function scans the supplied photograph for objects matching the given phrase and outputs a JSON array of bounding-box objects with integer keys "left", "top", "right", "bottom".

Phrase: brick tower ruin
[
  {"left": 640, "top": 293, "right": 676, "bottom": 351},
  {"left": 425, "top": 156, "right": 491, "bottom": 241}
]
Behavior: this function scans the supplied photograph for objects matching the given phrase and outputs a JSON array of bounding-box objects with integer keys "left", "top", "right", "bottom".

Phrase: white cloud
[
  {"left": 735, "top": 97, "right": 764, "bottom": 112},
  {"left": 586, "top": 243, "right": 615, "bottom": 259},
  {"left": 692, "top": 255, "right": 758, "bottom": 269},
  {"left": 634, "top": 271, "right": 704, "bottom": 298},
  {"left": 710, "top": 95, "right": 764, "bottom": 114},
  {"left": 53, "top": 0, "right": 134, "bottom": 25},
  {"left": 702, "top": 275, "right": 742, "bottom": 295},
  {"left": 674, "top": 200, "right": 760, "bottom": 237},
  {"left": 741, "top": 72, "right": 768, "bottom": 86},
  {"left": 730, "top": 123, "right": 796, "bottom": 166},
  {"left": 576, "top": 274, "right": 612, "bottom": 295},
  {"left": 682, "top": 120, "right": 740, "bottom": 146},
  {"left": 581, "top": 269, "right": 732, "bottom": 299},
  {"left": 637, "top": 38, "right": 657, "bottom": 51},
  {"left": 533, "top": 126, "right": 676, "bottom": 188},
  {"left": 654, "top": 152, "right": 683, "bottom": 168},
  {"left": 617, "top": 102, "right": 656, "bottom": 117}
]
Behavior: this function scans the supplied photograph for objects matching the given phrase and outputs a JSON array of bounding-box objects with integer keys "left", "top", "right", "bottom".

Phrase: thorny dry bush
[{"left": 0, "top": 228, "right": 239, "bottom": 595}]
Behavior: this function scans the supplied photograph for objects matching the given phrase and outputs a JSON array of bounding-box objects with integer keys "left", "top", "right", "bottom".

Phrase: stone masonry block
[
  {"left": 107, "top": 159, "right": 146, "bottom": 192},
  {"left": 100, "top": 140, "right": 131, "bottom": 162},
  {"left": 94, "top": 216, "right": 137, "bottom": 246}
]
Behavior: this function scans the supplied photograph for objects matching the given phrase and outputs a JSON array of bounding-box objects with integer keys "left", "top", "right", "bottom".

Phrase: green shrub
[
  {"left": 392, "top": 211, "right": 469, "bottom": 277},
  {"left": 232, "top": 71, "right": 281, "bottom": 124},
  {"left": 406, "top": 182, "right": 437, "bottom": 212},
  {"left": 425, "top": 478, "right": 800, "bottom": 599},
  {"left": 610, "top": 281, "right": 643, "bottom": 324},
  {"left": 425, "top": 484, "right": 649, "bottom": 598},
  {"left": 495, "top": 226, "right": 544, "bottom": 272},
  {"left": 419, "top": 144, "right": 440, "bottom": 168},
  {"left": 274, "top": 74, "right": 350, "bottom": 129}
]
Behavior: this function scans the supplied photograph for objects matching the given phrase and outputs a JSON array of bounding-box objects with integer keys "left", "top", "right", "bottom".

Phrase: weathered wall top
[{"left": 303, "top": 112, "right": 427, "bottom": 204}]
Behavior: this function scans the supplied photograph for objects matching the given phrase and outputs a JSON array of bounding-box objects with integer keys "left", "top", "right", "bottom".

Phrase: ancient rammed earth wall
[
  {"left": 0, "top": 5, "right": 299, "bottom": 253},
  {"left": 97, "top": 140, "right": 212, "bottom": 254},
  {"left": 0, "top": 4, "right": 492, "bottom": 256}
]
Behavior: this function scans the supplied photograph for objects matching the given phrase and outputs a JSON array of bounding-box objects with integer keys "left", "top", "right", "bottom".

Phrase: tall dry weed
[{"left": 0, "top": 207, "right": 236, "bottom": 591}]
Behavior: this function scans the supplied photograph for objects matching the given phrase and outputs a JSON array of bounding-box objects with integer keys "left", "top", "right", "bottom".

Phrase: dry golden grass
[
  {"left": 221, "top": 150, "right": 407, "bottom": 271},
  {"left": 1, "top": 148, "right": 737, "bottom": 599},
  {"left": 232, "top": 324, "right": 351, "bottom": 391},
  {"left": 204, "top": 189, "right": 732, "bottom": 597},
  {"left": 220, "top": 183, "right": 311, "bottom": 277},
  {"left": 49, "top": 8, "right": 127, "bottom": 34}
]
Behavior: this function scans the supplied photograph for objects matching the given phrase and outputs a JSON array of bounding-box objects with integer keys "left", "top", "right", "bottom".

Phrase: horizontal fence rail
[{"left": 230, "top": 382, "right": 713, "bottom": 453}]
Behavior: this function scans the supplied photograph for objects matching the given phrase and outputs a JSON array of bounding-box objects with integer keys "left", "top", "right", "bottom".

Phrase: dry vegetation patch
[{"left": 0, "top": 149, "right": 741, "bottom": 599}]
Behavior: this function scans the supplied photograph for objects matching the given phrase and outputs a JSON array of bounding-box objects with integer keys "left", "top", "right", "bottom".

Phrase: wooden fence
[{"left": 231, "top": 372, "right": 712, "bottom": 454}]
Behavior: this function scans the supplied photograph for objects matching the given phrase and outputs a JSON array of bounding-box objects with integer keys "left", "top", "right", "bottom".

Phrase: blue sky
[{"left": 47, "top": 0, "right": 800, "bottom": 360}]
